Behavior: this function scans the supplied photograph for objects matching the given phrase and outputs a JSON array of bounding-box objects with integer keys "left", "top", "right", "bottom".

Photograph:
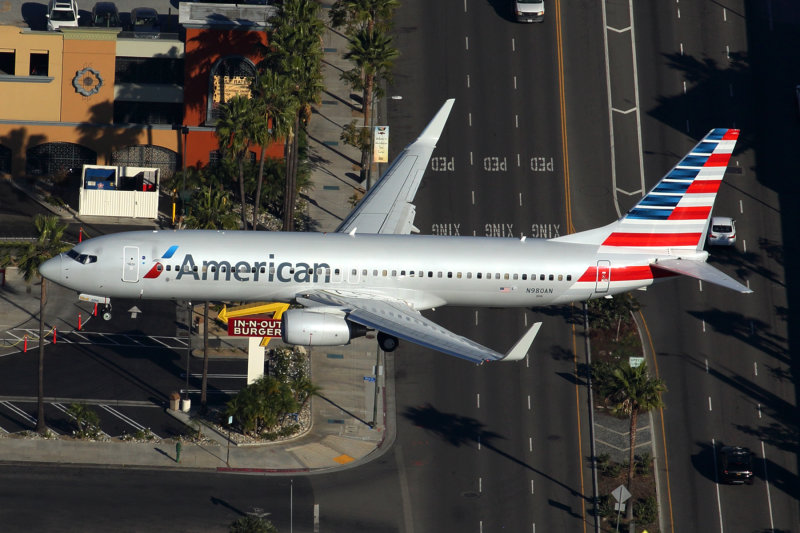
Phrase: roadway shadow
[
  {"left": 403, "top": 403, "right": 587, "bottom": 502},
  {"left": 689, "top": 440, "right": 718, "bottom": 483}
]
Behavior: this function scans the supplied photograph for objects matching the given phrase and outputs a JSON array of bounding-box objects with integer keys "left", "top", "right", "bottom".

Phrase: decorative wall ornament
[{"left": 73, "top": 67, "right": 104, "bottom": 96}]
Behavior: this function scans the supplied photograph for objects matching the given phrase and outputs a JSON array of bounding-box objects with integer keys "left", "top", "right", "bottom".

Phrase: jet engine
[{"left": 281, "top": 309, "right": 367, "bottom": 346}]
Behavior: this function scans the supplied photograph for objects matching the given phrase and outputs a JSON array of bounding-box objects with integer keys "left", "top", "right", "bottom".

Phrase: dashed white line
[
  {"left": 753, "top": 362, "right": 758, "bottom": 376},
  {"left": 476, "top": 393, "right": 480, "bottom": 409},
  {"left": 529, "top": 437, "right": 533, "bottom": 452},
  {"left": 743, "top": 239, "right": 747, "bottom": 253},
  {"left": 757, "top": 403, "right": 762, "bottom": 419},
  {"left": 475, "top": 310, "right": 479, "bottom": 326},
  {"left": 531, "top": 479, "right": 534, "bottom": 494},
  {"left": 465, "top": 36, "right": 469, "bottom": 51},
  {"left": 712, "top": 438, "right": 724, "bottom": 532},
  {"left": 512, "top": 37, "right": 515, "bottom": 52},
  {"left": 739, "top": 199, "right": 743, "bottom": 214},
  {"left": 466, "top": 74, "right": 470, "bottom": 88},
  {"left": 761, "top": 441, "right": 775, "bottom": 530},
  {"left": 513, "top": 76, "right": 517, "bottom": 89},
  {"left": 527, "top": 395, "right": 531, "bottom": 410},
  {"left": 708, "top": 396, "right": 713, "bottom": 411},
  {"left": 478, "top": 477, "right": 482, "bottom": 493},
  {"left": 705, "top": 358, "right": 709, "bottom": 373}
]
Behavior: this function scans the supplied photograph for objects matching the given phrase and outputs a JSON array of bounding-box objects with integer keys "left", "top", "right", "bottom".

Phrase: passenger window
[
  {"left": 409, "top": 271, "right": 415, "bottom": 277},
  {"left": 549, "top": 274, "right": 554, "bottom": 281},
  {"left": 513, "top": 274, "right": 518, "bottom": 280},
  {"left": 447, "top": 272, "right": 452, "bottom": 278},
  {"left": 157, "top": 264, "right": 163, "bottom": 272},
  {"left": 260, "top": 267, "right": 265, "bottom": 273},
  {"left": 504, "top": 273, "right": 509, "bottom": 280},
  {"left": 567, "top": 275, "right": 572, "bottom": 281},
  {"left": 382, "top": 270, "right": 388, "bottom": 276},
  {"left": 166, "top": 265, "right": 171, "bottom": 272},
  {"left": 495, "top": 273, "right": 500, "bottom": 280},
  {"left": 477, "top": 273, "right": 482, "bottom": 279},
  {"left": 457, "top": 272, "right": 462, "bottom": 279},
  {"left": 558, "top": 274, "right": 563, "bottom": 281},
  {"left": 392, "top": 270, "right": 397, "bottom": 276},
  {"left": 428, "top": 271, "right": 433, "bottom": 278},
  {"left": 467, "top": 273, "right": 472, "bottom": 279},
  {"left": 540, "top": 274, "right": 545, "bottom": 280},
  {"left": 522, "top": 274, "right": 527, "bottom": 280}
]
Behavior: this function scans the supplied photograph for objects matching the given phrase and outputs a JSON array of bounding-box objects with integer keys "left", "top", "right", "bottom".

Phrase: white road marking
[
  {"left": 712, "top": 438, "right": 724, "bottom": 532},
  {"left": 476, "top": 393, "right": 480, "bottom": 409},
  {"left": 708, "top": 396, "right": 713, "bottom": 411},
  {"left": 761, "top": 441, "right": 775, "bottom": 530},
  {"left": 465, "top": 36, "right": 469, "bottom": 51}
]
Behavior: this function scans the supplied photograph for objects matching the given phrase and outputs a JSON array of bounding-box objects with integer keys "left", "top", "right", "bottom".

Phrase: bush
[
  {"left": 66, "top": 403, "right": 102, "bottom": 439},
  {"left": 229, "top": 515, "right": 278, "bottom": 533},
  {"left": 634, "top": 496, "right": 658, "bottom": 524},
  {"left": 636, "top": 451, "right": 652, "bottom": 476}
]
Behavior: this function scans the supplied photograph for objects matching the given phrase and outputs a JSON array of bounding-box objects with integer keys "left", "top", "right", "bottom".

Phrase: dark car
[
  {"left": 719, "top": 446, "right": 754, "bottom": 484},
  {"left": 130, "top": 7, "right": 160, "bottom": 36},
  {"left": 91, "top": 2, "right": 121, "bottom": 27}
]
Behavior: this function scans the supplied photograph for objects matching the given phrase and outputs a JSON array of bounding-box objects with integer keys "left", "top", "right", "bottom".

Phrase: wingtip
[{"left": 502, "top": 322, "right": 542, "bottom": 361}]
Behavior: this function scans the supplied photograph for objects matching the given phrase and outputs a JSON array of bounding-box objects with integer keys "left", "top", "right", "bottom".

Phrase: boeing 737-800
[{"left": 39, "top": 99, "right": 750, "bottom": 364}]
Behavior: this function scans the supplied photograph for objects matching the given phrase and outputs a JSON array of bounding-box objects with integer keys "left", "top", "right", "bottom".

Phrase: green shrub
[{"left": 634, "top": 496, "right": 657, "bottom": 524}]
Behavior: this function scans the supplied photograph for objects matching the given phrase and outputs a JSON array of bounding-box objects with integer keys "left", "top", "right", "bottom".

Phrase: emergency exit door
[{"left": 595, "top": 260, "right": 610, "bottom": 293}]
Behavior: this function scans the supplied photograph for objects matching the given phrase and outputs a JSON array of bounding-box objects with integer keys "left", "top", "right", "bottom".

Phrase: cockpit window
[{"left": 66, "top": 249, "right": 97, "bottom": 264}]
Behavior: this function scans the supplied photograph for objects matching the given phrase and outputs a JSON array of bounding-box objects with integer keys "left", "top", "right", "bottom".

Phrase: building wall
[
  {"left": 60, "top": 29, "right": 118, "bottom": 124},
  {"left": 183, "top": 26, "right": 269, "bottom": 128},
  {"left": 0, "top": 122, "right": 180, "bottom": 176},
  {"left": 0, "top": 27, "right": 64, "bottom": 121}
]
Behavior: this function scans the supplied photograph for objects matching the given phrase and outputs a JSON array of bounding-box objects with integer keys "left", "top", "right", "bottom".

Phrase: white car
[
  {"left": 514, "top": 0, "right": 544, "bottom": 23},
  {"left": 47, "top": 0, "right": 80, "bottom": 31},
  {"left": 707, "top": 216, "right": 736, "bottom": 246}
]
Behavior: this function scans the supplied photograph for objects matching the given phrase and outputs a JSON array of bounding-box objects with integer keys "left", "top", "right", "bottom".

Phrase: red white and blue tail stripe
[{"left": 555, "top": 129, "right": 739, "bottom": 251}]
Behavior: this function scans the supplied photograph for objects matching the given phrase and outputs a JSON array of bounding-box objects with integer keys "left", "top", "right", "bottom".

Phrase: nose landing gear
[{"left": 102, "top": 304, "right": 112, "bottom": 321}]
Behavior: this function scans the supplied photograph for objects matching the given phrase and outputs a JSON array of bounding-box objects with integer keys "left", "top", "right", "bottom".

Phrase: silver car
[{"left": 707, "top": 216, "right": 736, "bottom": 246}]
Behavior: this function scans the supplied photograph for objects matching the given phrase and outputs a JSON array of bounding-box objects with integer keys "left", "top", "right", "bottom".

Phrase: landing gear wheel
[
  {"left": 102, "top": 304, "right": 112, "bottom": 321},
  {"left": 377, "top": 332, "right": 399, "bottom": 352}
]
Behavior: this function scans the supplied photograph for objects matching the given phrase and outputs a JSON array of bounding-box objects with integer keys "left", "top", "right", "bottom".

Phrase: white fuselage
[{"left": 45, "top": 230, "right": 671, "bottom": 309}]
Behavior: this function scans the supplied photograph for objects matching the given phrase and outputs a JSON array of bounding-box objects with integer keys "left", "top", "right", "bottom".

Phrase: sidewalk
[{"left": 0, "top": 7, "right": 390, "bottom": 474}]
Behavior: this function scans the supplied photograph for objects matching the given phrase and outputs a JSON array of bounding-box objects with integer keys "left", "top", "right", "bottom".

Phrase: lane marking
[
  {"left": 761, "top": 441, "right": 775, "bottom": 530},
  {"left": 712, "top": 438, "right": 724, "bottom": 532}
]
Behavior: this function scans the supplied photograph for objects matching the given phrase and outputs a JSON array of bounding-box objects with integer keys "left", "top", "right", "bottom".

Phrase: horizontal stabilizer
[{"left": 651, "top": 259, "right": 752, "bottom": 293}]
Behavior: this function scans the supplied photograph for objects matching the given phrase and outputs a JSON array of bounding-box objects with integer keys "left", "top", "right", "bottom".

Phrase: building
[{"left": 0, "top": 1, "right": 281, "bottom": 182}]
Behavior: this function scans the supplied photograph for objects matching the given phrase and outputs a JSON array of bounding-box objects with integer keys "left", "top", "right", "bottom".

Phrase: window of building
[
  {"left": 206, "top": 56, "right": 257, "bottom": 125},
  {"left": 30, "top": 52, "right": 48, "bottom": 76},
  {"left": 113, "top": 101, "right": 183, "bottom": 126},
  {"left": 0, "top": 50, "right": 14, "bottom": 75},
  {"left": 115, "top": 57, "right": 184, "bottom": 85}
]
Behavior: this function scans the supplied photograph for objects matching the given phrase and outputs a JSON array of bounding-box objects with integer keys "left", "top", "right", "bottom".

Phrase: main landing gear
[{"left": 102, "top": 304, "right": 112, "bottom": 321}]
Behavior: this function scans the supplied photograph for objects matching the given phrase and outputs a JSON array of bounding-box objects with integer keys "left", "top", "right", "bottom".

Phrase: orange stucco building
[{"left": 0, "top": 2, "right": 281, "bottom": 179}]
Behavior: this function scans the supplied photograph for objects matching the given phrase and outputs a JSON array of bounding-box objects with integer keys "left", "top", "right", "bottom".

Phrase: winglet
[
  {"left": 417, "top": 98, "right": 455, "bottom": 145},
  {"left": 501, "top": 322, "right": 542, "bottom": 361}
]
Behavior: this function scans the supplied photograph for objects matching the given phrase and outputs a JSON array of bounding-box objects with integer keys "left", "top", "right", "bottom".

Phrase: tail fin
[{"left": 553, "top": 129, "right": 739, "bottom": 250}]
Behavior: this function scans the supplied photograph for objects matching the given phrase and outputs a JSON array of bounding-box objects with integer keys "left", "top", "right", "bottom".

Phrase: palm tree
[
  {"left": 216, "top": 95, "right": 256, "bottom": 229},
  {"left": 15, "top": 214, "right": 70, "bottom": 434},
  {"left": 329, "top": 0, "right": 399, "bottom": 34},
  {"left": 601, "top": 361, "right": 666, "bottom": 519},
  {"left": 250, "top": 70, "right": 298, "bottom": 230},
  {"left": 342, "top": 26, "right": 398, "bottom": 185},
  {"left": 182, "top": 188, "right": 239, "bottom": 408},
  {"left": 268, "top": 0, "right": 324, "bottom": 231}
]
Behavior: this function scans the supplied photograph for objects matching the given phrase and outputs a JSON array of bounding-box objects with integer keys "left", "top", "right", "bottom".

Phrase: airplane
[{"left": 39, "top": 99, "right": 751, "bottom": 364}]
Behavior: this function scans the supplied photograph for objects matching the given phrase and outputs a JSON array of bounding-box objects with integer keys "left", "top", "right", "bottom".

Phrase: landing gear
[
  {"left": 377, "top": 332, "right": 399, "bottom": 352},
  {"left": 102, "top": 304, "right": 112, "bottom": 321}
]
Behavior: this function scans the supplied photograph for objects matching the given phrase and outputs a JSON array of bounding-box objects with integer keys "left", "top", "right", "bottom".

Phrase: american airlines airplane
[{"left": 39, "top": 99, "right": 750, "bottom": 364}]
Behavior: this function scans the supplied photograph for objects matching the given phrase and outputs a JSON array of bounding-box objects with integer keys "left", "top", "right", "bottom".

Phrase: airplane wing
[
  {"left": 336, "top": 99, "right": 455, "bottom": 235},
  {"left": 297, "top": 290, "right": 541, "bottom": 364}
]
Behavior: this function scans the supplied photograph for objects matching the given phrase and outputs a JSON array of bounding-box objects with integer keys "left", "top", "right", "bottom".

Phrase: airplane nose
[{"left": 39, "top": 255, "right": 62, "bottom": 281}]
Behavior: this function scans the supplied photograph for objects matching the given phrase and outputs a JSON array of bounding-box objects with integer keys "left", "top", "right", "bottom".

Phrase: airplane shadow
[{"left": 402, "top": 403, "right": 587, "bottom": 502}]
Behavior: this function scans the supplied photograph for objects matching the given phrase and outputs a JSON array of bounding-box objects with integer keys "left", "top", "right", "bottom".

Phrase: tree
[
  {"left": 15, "top": 215, "right": 70, "bottom": 434},
  {"left": 599, "top": 361, "right": 666, "bottom": 519},
  {"left": 182, "top": 188, "right": 239, "bottom": 408},
  {"left": 250, "top": 70, "right": 298, "bottom": 230},
  {"left": 216, "top": 95, "right": 257, "bottom": 229},
  {"left": 268, "top": 0, "right": 324, "bottom": 231},
  {"left": 66, "top": 402, "right": 102, "bottom": 439},
  {"left": 342, "top": 26, "right": 398, "bottom": 185},
  {"left": 329, "top": 0, "right": 399, "bottom": 34}
]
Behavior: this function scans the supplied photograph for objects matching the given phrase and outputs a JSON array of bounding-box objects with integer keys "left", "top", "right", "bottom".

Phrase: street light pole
[{"left": 185, "top": 300, "right": 192, "bottom": 403}]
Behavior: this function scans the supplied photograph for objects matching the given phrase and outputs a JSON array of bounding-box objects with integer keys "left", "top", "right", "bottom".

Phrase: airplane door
[
  {"left": 595, "top": 260, "right": 610, "bottom": 293},
  {"left": 123, "top": 246, "right": 140, "bottom": 282}
]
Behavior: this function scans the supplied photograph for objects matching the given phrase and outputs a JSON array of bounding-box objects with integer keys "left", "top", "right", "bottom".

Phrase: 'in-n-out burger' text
[{"left": 228, "top": 318, "right": 282, "bottom": 337}]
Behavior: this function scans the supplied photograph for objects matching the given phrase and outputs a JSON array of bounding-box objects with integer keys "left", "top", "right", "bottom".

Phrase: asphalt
[{"left": 0, "top": 8, "right": 393, "bottom": 474}]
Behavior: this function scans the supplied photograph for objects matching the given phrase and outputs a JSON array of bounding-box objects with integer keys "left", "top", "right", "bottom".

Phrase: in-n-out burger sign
[{"left": 228, "top": 315, "right": 282, "bottom": 337}]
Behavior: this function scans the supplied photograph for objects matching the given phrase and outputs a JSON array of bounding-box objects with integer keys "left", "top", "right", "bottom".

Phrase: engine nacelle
[{"left": 281, "top": 309, "right": 366, "bottom": 346}]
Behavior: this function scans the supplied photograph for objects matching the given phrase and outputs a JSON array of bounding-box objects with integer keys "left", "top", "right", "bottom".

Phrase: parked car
[
  {"left": 46, "top": 0, "right": 79, "bottom": 31},
  {"left": 91, "top": 2, "right": 121, "bottom": 27},
  {"left": 718, "top": 445, "right": 754, "bottom": 484},
  {"left": 130, "top": 7, "right": 160, "bottom": 36},
  {"left": 707, "top": 216, "right": 736, "bottom": 246}
]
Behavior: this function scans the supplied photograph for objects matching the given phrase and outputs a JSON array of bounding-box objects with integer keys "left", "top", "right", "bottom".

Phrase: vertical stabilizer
[{"left": 552, "top": 129, "right": 739, "bottom": 250}]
